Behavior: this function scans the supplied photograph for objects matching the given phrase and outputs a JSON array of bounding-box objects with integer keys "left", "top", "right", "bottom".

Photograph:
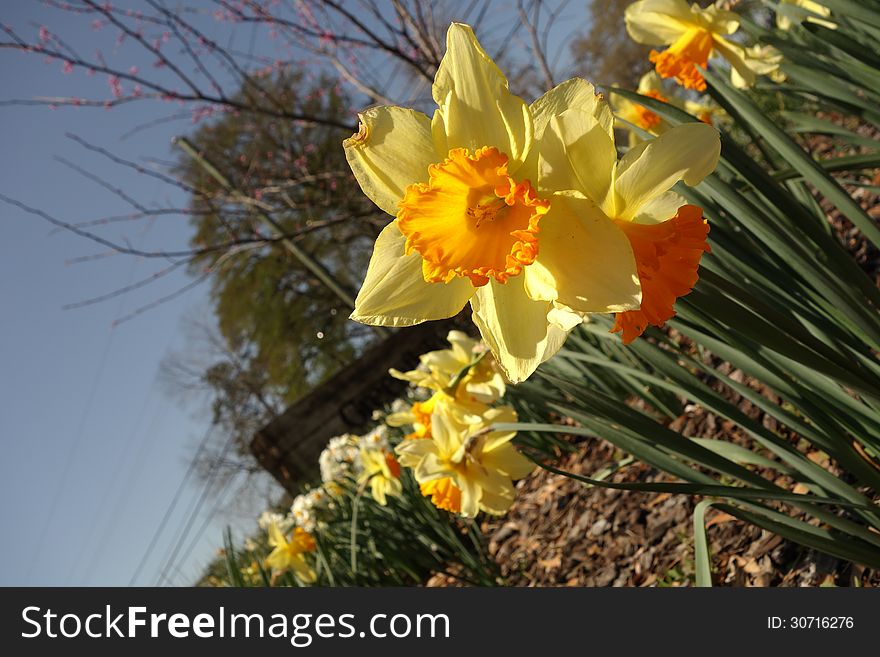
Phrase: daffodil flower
[
  {"left": 625, "top": 0, "right": 777, "bottom": 90},
  {"left": 532, "top": 92, "right": 720, "bottom": 342},
  {"left": 358, "top": 447, "right": 403, "bottom": 506},
  {"left": 613, "top": 72, "right": 671, "bottom": 146},
  {"left": 395, "top": 405, "right": 533, "bottom": 517},
  {"left": 390, "top": 330, "right": 505, "bottom": 404},
  {"left": 386, "top": 388, "right": 485, "bottom": 441},
  {"left": 385, "top": 395, "right": 436, "bottom": 440},
  {"left": 344, "top": 23, "right": 634, "bottom": 383},
  {"left": 613, "top": 72, "right": 724, "bottom": 146},
  {"left": 265, "top": 521, "right": 317, "bottom": 584},
  {"left": 776, "top": 0, "right": 836, "bottom": 31},
  {"left": 682, "top": 97, "right": 726, "bottom": 126}
]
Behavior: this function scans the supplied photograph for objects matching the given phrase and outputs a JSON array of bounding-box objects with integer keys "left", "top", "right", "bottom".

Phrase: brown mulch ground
[
  {"left": 479, "top": 438, "right": 876, "bottom": 587},
  {"left": 428, "top": 121, "right": 880, "bottom": 588}
]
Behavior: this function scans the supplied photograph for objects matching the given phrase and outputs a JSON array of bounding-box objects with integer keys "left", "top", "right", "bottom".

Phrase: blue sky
[
  {"left": 0, "top": 0, "right": 583, "bottom": 586},
  {"left": 0, "top": 1, "right": 267, "bottom": 586}
]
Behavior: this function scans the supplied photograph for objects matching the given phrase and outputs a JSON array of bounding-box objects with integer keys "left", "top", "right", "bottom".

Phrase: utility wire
[
  {"left": 127, "top": 425, "right": 215, "bottom": 586},
  {"left": 79, "top": 393, "right": 168, "bottom": 584},
  {"left": 25, "top": 264, "right": 133, "bottom": 582},
  {"left": 164, "top": 472, "right": 240, "bottom": 586},
  {"left": 151, "top": 430, "right": 236, "bottom": 586}
]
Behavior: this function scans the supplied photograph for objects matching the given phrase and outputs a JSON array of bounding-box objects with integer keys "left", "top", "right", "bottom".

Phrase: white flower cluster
[
  {"left": 255, "top": 426, "right": 400, "bottom": 539},
  {"left": 390, "top": 398, "right": 409, "bottom": 414},
  {"left": 359, "top": 424, "right": 390, "bottom": 451},
  {"left": 289, "top": 486, "right": 336, "bottom": 533},
  {"left": 257, "top": 510, "right": 289, "bottom": 532},
  {"left": 372, "top": 397, "right": 417, "bottom": 422},
  {"left": 318, "top": 433, "right": 362, "bottom": 483}
]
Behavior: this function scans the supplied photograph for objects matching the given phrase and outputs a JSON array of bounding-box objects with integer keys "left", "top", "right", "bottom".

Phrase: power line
[
  {"left": 24, "top": 315, "right": 117, "bottom": 582},
  {"left": 77, "top": 391, "right": 168, "bottom": 584},
  {"left": 152, "top": 431, "right": 236, "bottom": 586},
  {"left": 165, "top": 472, "right": 241, "bottom": 586},
  {"left": 126, "top": 425, "right": 215, "bottom": 586},
  {"left": 26, "top": 245, "right": 145, "bottom": 583}
]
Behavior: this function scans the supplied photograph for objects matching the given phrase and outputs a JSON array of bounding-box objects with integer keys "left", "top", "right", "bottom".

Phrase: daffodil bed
[{"left": 206, "top": 0, "right": 880, "bottom": 588}]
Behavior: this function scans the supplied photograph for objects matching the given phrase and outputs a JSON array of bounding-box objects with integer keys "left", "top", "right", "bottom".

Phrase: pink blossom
[{"left": 108, "top": 74, "right": 123, "bottom": 98}]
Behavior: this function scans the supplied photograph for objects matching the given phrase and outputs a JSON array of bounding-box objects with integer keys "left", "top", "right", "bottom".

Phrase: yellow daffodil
[
  {"left": 265, "top": 521, "right": 317, "bottom": 584},
  {"left": 358, "top": 447, "right": 403, "bottom": 506},
  {"left": 386, "top": 395, "right": 435, "bottom": 440},
  {"left": 344, "top": 23, "right": 632, "bottom": 383},
  {"left": 776, "top": 0, "right": 836, "bottom": 31},
  {"left": 614, "top": 72, "right": 723, "bottom": 146},
  {"left": 395, "top": 405, "right": 533, "bottom": 517},
  {"left": 617, "top": 72, "right": 669, "bottom": 128},
  {"left": 625, "top": 0, "right": 775, "bottom": 90},
  {"left": 682, "top": 97, "right": 726, "bottom": 125},
  {"left": 613, "top": 72, "right": 672, "bottom": 145},
  {"left": 533, "top": 88, "right": 720, "bottom": 342},
  {"left": 732, "top": 44, "right": 785, "bottom": 87},
  {"left": 390, "top": 330, "right": 505, "bottom": 404},
  {"left": 386, "top": 388, "right": 486, "bottom": 441}
]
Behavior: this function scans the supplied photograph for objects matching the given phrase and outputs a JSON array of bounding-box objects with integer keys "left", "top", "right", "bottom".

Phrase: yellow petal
[
  {"left": 482, "top": 404, "right": 517, "bottom": 426},
  {"left": 414, "top": 452, "right": 452, "bottom": 484},
  {"left": 395, "top": 438, "right": 436, "bottom": 469},
  {"left": 539, "top": 108, "right": 618, "bottom": 213},
  {"left": 265, "top": 547, "right": 287, "bottom": 572},
  {"left": 543, "top": 305, "right": 584, "bottom": 363},
  {"left": 625, "top": 0, "right": 695, "bottom": 45},
  {"left": 530, "top": 77, "right": 610, "bottom": 140},
  {"left": 385, "top": 409, "right": 416, "bottom": 427},
  {"left": 477, "top": 487, "right": 515, "bottom": 515},
  {"left": 777, "top": 0, "right": 836, "bottom": 31},
  {"left": 719, "top": 42, "right": 783, "bottom": 89},
  {"left": 702, "top": 5, "right": 740, "bottom": 35},
  {"left": 613, "top": 122, "right": 720, "bottom": 221},
  {"left": 351, "top": 222, "right": 474, "bottom": 327},
  {"left": 445, "top": 330, "right": 477, "bottom": 363},
  {"left": 525, "top": 192, "right": 641, "bottom": 314},
  {"left": 470, "top": 275, "right": 561, "bottom": 384},
  {"left": 478, "top": 406, "right": 519, "bottom": 452},
  {"left": 387, "top": 368, "right": 428, "bottom": 387},
  {"left": 291, "top": 555, "right": 317, "bottom": 584},
  {"left": 432, "top": 23, "right": 532, "bottom": 170},
  {"left": 343, "top": 106, "right": 437, "bottom": 216},
  {"left": 267, "top": 521, "right": 285, "bottom": 549},
  {"left": 482, "top": 443, "right": 535, "bottom": 480},
  {"left": 633, "top": 190, "right": 686, "bottom": 225},
  {"left": 420, "top": 349, "right": 462, "bottom": 376},
  {"left": 520, "top": 78, "right": 611, "bottom": 184},
  {"left": 456, "top": 474, "right": 480, "bottom": 518},
  {"left": 637, "top": 71, "right": 665, "bottom": 94},
  {"left": 427, "top": 408, "right": 462, "bottom": 457},
  {"left": 370, "top": 478, "right": 388, "bottom": 506},
  {"left": 712, "top": 38, "right": 755, "bottom": 89}
]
